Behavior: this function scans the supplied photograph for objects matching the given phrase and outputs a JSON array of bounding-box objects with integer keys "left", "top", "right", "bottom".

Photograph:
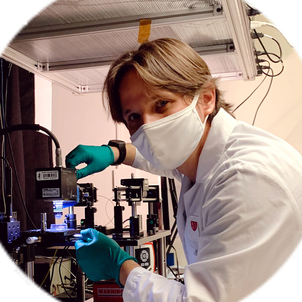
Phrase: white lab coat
[{"left": 123, "top": 108, "right": 302, "bottom": 302}]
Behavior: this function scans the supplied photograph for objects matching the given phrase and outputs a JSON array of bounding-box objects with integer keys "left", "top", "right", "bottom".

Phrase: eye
[
  {"left": 128, "top": 113, "right": 140, "bottom": 122},
  {"left": 126, "top": 113, "right": 141, "bottom": 135},
  {"left": 156, "top": 100, "right": 169, "bottom": 110}
]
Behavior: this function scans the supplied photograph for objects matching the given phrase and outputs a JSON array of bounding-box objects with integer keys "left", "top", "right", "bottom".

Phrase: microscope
[
  {"left": 35, "top": 167, "right": 99, "bottom": 236},
  {"left": 0, "top": 123, "right": 100, "bottom": 247},
  {"left": 0, "top": 123, "right": 168, "bottom": 302},
  {"left": 112, "top": 174, "right": 160, "bottom": 239}
]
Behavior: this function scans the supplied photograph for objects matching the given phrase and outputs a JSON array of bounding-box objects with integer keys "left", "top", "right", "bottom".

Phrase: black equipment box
[{"left": 35, "top": 167, "right": 77, "bottom": 201}]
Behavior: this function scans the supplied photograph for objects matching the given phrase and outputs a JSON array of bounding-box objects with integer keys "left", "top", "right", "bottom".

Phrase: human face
[{"left": 119, "top": 68, "right": 193, "bottom": 135}]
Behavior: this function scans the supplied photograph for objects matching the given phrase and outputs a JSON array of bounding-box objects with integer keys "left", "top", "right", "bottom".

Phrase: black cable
[
  {"left": 252, "top": 68, "right": 274, "bottom": 126},
  {"left": 0, "top": 64, "right": 38, "bottom": 228},
  {"left": 49, "top": 255, "right": 60, "bottom": 287},
  {"left": 4, "top": 63, "right": 12, "bottom": 121},
  {"left": 233, "top": 50, "right": 280, "bottom": 117},
  {"left": 0, "top": 156, "right": 10, "bottom": 167},
  {"left": 166, "top": 178, "right": 179, "bottom": 259},
  {"left": 0, "top": 59, "right": 5, "bottom": 125},
  {"left": 0, "top": 124, "right": 60, "bottom": 149},
  {"left": 246, "top": 3, "right": 261, "bottom": 16},
  {"left": 59, "top": 247, "right": 70, "bottom": 297},
  {"left": 167, "top": 263, "right": 178, "bottom": 279},
  {"left": 167, "top": 245, "right": 184, "bottom": 284},
  {"left": 5, "top": 132, "right": 37, "bottom": 229},
  {"left": 168, "top": 178, "right": 178, "bottom": 219},
  {"left": 50, "top": 250, "right": 79, "bottom": 288},
  {"left": 253, "top": 31, "right": 284, "bottom": 76},
  {"left": 233, "top": 73, "right": 268, "bottom": 113},
  {"left": 0, "top": 156, "right": 10, "bottom": 214},
  {"left": 0, "top": 124, "right": 63, "bottom": 228},
  {"left": 1, "top": 62, "right": 13, "bottom": 216},
  {"left": 166, "top": 220, "right": 178, "bottom": 256},
  {"left": 1, "top": 59, "right": 6, "bottom": 214},
  {"left": 0, "top": 62, "right": 37, "bottom": 227},
  {"left": 171, "top": 245, "right": 180, "bottom": 277},
  {"left": 2, "top": 62, "right": 12, "bottom": 129},
  {"left": 264, "top": 35, "right": 282, "bottom": 60},
  {"left": 253, "top": 30, "right": 282, "bottom": 64},
  {"left": 59, "top": 246, "right": 80, "bottom": 302},
  {"left": 258, "top": 53, "right": 284, "bottom": 77}
]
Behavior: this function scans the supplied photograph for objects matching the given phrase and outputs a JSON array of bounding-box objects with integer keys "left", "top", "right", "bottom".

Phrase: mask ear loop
[
  {"left": 179, "top": 93, "right": 210, "bottom": 128},
  {"left": 192, "top": 92, "right": 209, "bottom": 126},
  {"left": 203, "top": 114, "right": 209, "bottom": 126},
  {"left": 191, "top": 93, "right": 200, "bottom": 107}
]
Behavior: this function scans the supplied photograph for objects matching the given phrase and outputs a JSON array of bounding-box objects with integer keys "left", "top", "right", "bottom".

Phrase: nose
[
  {"left": 129, "top": 112, "right": 160, "bottom": 136},
  {"left": 141, "top": 113, "right": 158, "bottom": 125}
]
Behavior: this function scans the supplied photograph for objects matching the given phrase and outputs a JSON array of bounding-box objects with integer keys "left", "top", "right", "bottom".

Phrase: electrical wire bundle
[
  {"left": 165, "top": 178, "right": 183, "bottom": 284},
  {"left": 233, "top": 12, "right": 286, "bottom": 126},
  {"left": 233, "top": 31, "right": 282, "bottom": 125},
  {"left": 39, "top": 246, "right": 89, "bottom": 302}
]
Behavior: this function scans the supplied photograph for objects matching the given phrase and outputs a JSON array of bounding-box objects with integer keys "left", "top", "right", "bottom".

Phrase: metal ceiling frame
[
  {"left": 2, "top": 41, "right": 237, "bottom": 94},
  {"left": 39, "top": 43, "right": 235, "bottom": 71},
  {"left": 1, "top": 46, "right": 82, "bottom": 93},
  {"left": 13, "top": 6, "right": 223, "bottom": 42},
  {"left": 221, "top": 0, "right": 257, "bottom": 80}
]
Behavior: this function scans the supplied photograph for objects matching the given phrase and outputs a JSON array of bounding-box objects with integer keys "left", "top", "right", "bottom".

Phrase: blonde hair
[{"left": 103, "top": 38, "right": 233, "bottom": 124}]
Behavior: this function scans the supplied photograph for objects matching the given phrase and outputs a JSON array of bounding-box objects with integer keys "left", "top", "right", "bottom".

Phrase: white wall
[{"left": 34, "top": 75, "right": 52, "bottom": 130}]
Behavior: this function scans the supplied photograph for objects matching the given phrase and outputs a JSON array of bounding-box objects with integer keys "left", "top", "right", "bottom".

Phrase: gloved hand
[
  {"left": 65, "top": 145, "right": 114, "bottom": 179},
  {"left": 75, "top": 228, "right": 137, "bottom": 286}
]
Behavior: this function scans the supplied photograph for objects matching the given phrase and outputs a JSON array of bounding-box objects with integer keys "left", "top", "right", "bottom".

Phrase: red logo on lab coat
[{"left": 191, "top": 221, "right": 198, "bottom": 231}]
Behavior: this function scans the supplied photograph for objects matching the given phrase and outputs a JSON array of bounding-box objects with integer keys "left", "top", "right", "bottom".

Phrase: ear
[{"left": 198, "top": 82, "right": 216, "bottom": 116}]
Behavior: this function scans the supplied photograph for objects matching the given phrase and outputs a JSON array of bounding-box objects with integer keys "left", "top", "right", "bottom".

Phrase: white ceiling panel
[
  {"left": 28, "top": 0, "right": 223, "bottom": 26},
  {"left": 2, "top": 0, "right": 257, "bottom": 94}
]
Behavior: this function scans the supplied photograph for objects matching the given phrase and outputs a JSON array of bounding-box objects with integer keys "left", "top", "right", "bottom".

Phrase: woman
[{"left": 66, "top": 38, "right": 302, "bottom": 302}]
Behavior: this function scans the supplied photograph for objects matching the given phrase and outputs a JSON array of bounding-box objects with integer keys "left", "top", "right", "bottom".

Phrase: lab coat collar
[
  {"left": 195, "top": 108, "right": 237, "bottom": 183},
  {"left": 176, "top": 109, "right": 236, "bottom": 257}
]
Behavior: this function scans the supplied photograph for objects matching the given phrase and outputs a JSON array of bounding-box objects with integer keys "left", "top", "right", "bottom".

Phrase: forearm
[
  {"left": 111, "top": 143, "right": 136, "bottom": 166},
  {"left": 119, "top": 260, "right": 140, "bottom": 286}
]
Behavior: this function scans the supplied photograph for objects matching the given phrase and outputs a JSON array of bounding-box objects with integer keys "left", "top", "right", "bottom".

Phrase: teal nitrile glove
[
  {"left": 65, "top": 145, "right": 114, "bottom": 179},
  {"left": 75, "top": 228, "right": 137, "bottom": 286}
]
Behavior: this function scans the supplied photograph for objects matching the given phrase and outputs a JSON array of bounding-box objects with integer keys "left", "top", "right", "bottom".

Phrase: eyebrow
[
  {"left": 122, "top": 92, "right": 174, "bottom": 118},
  {"left": 150, "top": 92, "right": 172, "bottom": 100},
  {"left": 123, "top": 109, "right": 132, "bottom": 119},
  {"left": 124, "top": 108, "right": 131, "bottom": 115}
]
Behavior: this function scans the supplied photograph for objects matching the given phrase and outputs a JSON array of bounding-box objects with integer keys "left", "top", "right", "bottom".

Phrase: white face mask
[{"left": 130, "top": 93, "right": 207, "bottom": 170}]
